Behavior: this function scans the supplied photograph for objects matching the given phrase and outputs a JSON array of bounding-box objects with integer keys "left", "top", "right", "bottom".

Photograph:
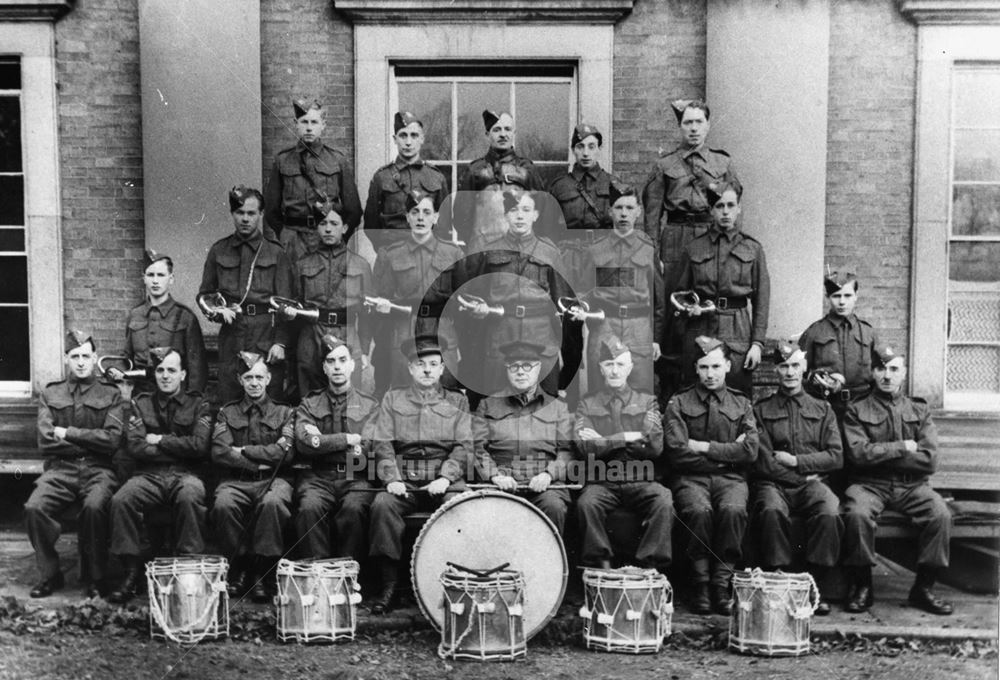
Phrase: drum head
[{"left": 411, "top": 490, "right": 567, "bottom": 640}]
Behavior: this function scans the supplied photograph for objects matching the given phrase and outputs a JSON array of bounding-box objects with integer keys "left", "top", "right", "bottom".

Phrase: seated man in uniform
[
  {"left": 294, "top": 334, "right": 379, "bottom": 562},
  {"left": 210, "top": 351, "right": 295, "bottom": 601},
  {"left": 750, "top": 340, "right": 843, "bottom": 615},
  {"left": 368, "top": 336, "right": 473, "bottom": 614},
  {"left": 663, "top": 336, "right": 758, "bottom": 615},
  {"left": 25, "top": 330, "right": 125, "bottom": 598},
  {"left": 108, "top": 347, "right": 212, "bottom": 603},
  {"left": 841, "top": 346, "right": 954, "bottom": 615},
  {"left": 473, "top": 340, "right": 576, "bottom": 535},
  {"left": 575, "top": 336, "right": 673, "bottom": 573}
]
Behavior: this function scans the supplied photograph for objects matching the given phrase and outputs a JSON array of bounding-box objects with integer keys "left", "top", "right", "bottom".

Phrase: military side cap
[
  {"left": 706, "top": 181, "right": 741, "bottom": 207},
  {"left": 144, "top": 248, "right": 172, "bottom": 269},
  {"left": 671, "top": 98, "right": 695, "bottom": 123},
  {"left": 394, "top": 111, "right": 422, "bottom": 133},
  {"left": 229, "top": 185, "right": 262, "bottom": 212},
  {"left": 400, "top": 334, "right": 448, "bottom": 360},
  {"left": 321, "top": 334, "right": 349, "bottom": 358},
  {"left": 823, "top": 269, "right": 858, "bottom": 296},
  {"left": 571, "top": 123, "right": 602, "bottom": 148},
  {"left": 598, "top": 335, "right": 629, "bottom": 363},
  {"left": 694, "top": 335, "right": 727, "bottom": 357},
  {"left": 148, "top": 346, "right": 177, "bottom": 367},
  {"left": 499, "top": 340, "right": 546, "bottom": 362},
  {"left": 236, "top": 351, "right": 265, "bottom": 374},
  {"left": 311, "top": 197, "right": 344, "bottom": 223},
  {"left": 293, "top": 97, "right": 322, "bottom": 119},
  {"left": 405, "top": 188, "right": 435, "bottom": 212},
  {"left": 482, "top": 109, "right": 501, "bottom": 131},
  {"left": 502, "top": 188, "right": 529, "bottom": 213},
  {"left": 65, "top": 329, "right": 94, "bottom": 354},
  {"left": 772, "top": 339, "right": 805, "bottom": 364},
  {"left": 873, "top": 344, "right": 904, "bottom": 369},
  {"left": 609, "top": 181, "right": 637, "bottom": 207}
]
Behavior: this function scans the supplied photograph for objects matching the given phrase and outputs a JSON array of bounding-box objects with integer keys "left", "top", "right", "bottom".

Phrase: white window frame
[{"left": 0, "top": 23, "right": 63, "bottom": 397}]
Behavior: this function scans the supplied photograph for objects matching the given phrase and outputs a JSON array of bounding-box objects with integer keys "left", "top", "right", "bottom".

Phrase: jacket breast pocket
[
  {"left": 314, "top": 163, "right": 343, "bottom": 200},
  {"left": 811, "top": 333, "right": 840, "bottom": 370},
  {"left": 250, "top": 251, "right": 279, "bottom": 293},
  {"left": 215, "top": 253, "right": 242, "bottom": 294},
  {"left": 761, "top": 413, "right": 790, "bottom": 449},
  {"left": 730, "top": 245, "right": 756, "bottom": 288},
  {"left": 299, "top": 263, "right": 329, "bottom": 302}
]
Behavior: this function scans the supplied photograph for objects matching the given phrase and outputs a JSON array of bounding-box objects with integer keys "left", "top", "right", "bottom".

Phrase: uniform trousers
[
  {"left": 517, "top": 488, "right": 571, "bottom": 537},
  {"left": 842, "top": 478, "right": 951, "bottom": 569},
  {"left": 24, "top": 460, "right": 119, "bottom": 582},
  {"left": 576, "top": 481, "right": 674, "bottom": 569},
  {"left": 210, "top": 476, "right": 293, "bottom": 559},
  {"left": 672, "top": 473, "right": 747, "bottom": 587},
  {"left": 294, "top": 473, "right": 373, "bottom": 560},
  {"left": 368, "top": 481, "right": 467, "bottom": 561},
  {"left": 110, "top": 469, "right": 206, "bottom": 557},
  {"left": 751, "top": 479, "right": 842, "bottom": 568}
]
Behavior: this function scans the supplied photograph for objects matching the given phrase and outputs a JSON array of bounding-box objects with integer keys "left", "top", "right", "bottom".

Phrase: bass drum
[{"left": 411, "top": 489, "right": 568, "bottom": 640}]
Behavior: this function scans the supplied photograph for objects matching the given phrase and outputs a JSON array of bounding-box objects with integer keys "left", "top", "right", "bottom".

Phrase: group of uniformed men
[{"left": 24, "top": 97, "right": 954, "bottom": 619}]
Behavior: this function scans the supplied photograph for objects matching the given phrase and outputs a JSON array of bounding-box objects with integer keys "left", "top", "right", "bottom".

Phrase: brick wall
[
  {"left": 612, "top": 0, "right": 707, "bottom": 188},
  {"left": 55, "top": 0, "right": 144, "bottom": 354},
  {"left": 260, "top": 1, "right": 355, "bottom": 187},
  {"left": 825, "top": 0, "right": 917, "bottom": 352}
]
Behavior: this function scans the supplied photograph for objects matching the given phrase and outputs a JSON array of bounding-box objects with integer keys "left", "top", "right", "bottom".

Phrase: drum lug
[
  {"left": 476, "top": 602, "right": 496, "bottom": 614},
  {"left": 349, "top": 592, "right": 363, "bottom": 605},
  {"left": 330, "top": 593, "right": 347, "bottom": 606},
  {"left": 739, "top": 600, "right": 752, "bottom": 611},
  {"left": 276, "top": 594, "right": 289, "bottom": 606},
  {"left": 160, "top": 584, "right": 174, "bottom": 595},
  {"left": 449, "top": 602, "right": 466, "bottom": 615},
  {"left": 578, "top": 605, "right": 591, "bottom": 618},
  {"left": 792, "top": 606, "right": 813, "bottom": 620},
  {"left": 596, "top": 613, "right": 614, "bottom": 625},
  {"left": 663, "top": 602, "right": 674, "bottom": 614},
  {"left": 300, "top": 594, "right": 316, "bottom": 607},
  {"left": 508, "top": 603, "right": 523, "bottom": 617},
  {"left": 625, "top": 609, "right": 641, "bottom": 621},
  {"left": 211, "top": 582, "right": 228, "bottom": 593}
]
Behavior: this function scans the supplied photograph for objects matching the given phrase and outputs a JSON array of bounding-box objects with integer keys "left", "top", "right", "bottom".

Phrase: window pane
[
  {"left": 515, "top": 83, "right": 570, "bottom": 162},
  {"left": 535, "top": 164, "right": 568, "bottom": 188},
  {"left": 0, "top": 255, "right": 27, "bottom": 302},
  {"left": 398, "top": 81, "right": 452, "bottom": 161},
  {"left": 0, "top": 175, "right": 24, "bottom": 226},
  {"left": 426, "top": 162, "right": 454, "bottom": 194},
  {"left": 953, "top": 130, "right": 1000, "bottom": 182},
  {"left": 949, "top": 290, "right": 1000, "bottom": 343},
  {"left": 0, "top": 95, "right": 22, "bottom": 172},
  {"left": 456, "top": 82, "right": 508, "bottom": 159},
  {"left": 949, "top": 242, "right": 1000, "bottom": 283},
  {"left": 0, "top": 229, "right": 24, "bottom": 251},
  {"left": 0, "top": 57, "right": 18, "bottom": 90},
  {"left": 954, "top": 68, "right": 1000, "bottom": 128},
  {"left": 953, "top": 185, "right": 1000, "bottom": 236},
  {"left": 0, "top": 306, "right": 29, "bottom": 381}
]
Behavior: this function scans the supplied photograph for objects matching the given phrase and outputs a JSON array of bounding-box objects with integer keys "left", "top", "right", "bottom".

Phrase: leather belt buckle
[
  {"left": 840, "top": 389, "right": 852, "bottom": 402},
  {"left": 245, "top": 303, "right": 257, "bottom": 316},
  {"left": 325, "top": 312, "right": 339, "bottom": 325},
  {"left": 419, "top": 304, "right": 430, "bottom": 317},
  {"left": 515, "top": 305, "right": 526, "bottom": 318},
  {"left": 716, "top": 297, "right": 729, "bottom": 310}
]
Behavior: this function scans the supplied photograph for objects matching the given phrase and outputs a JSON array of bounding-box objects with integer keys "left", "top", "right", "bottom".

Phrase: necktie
[{"left": 610, "top": 395, "right": 624, "bottom": 434}]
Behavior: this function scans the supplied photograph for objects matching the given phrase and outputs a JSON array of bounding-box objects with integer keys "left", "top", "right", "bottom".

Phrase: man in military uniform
[
  {"left": 363, "top": 111, "right": 449, "bottom": 253},
  {"left": 574, "top": 336, "right": 673, "bottom": 572},
  {"left": 291, "top": 199, "right": 373, "bottom": 397},
  {"left": 449, "top": 110, "right": 545, "bottom": 248},
  {"left": 473, "top": 340, "right": 576, "bottom": 534},
  {"left": 294, "top": 335, "right": 379, "bottom": 562},
  {"left": 750, "top": 340, "right": 842, "bottom": 615},
  {"left": 117, "top": 249, "right": 207, "bottom": 394},
  {"left": 663, "top": 336, "right": 758, "bottom": 615},
  {"left": 368, "top": 336, "right": 473, "bottom": 614},
  {"left": 799, "top": 270, "right": 880, "bottom": 421},
  {"left": 547, "top": 123, "right": 620, "bottom": 402},
  {"left": 108, "top": 347, "right": 212, "bottom": 603},
  {"left": 264, "top": 97, "right": 363, "bottom": 258},
  {"left": 199, "top": 186, "right": 294, "bottom": 404},
  {"left": 25, "top": 331, "right": 125, "bottom": 598},
  {"left": 673, "top": 184, "right": 770, "bottom": 396},
  {"left": 370, "top": 189, "right": 463, "bottom": 393},
  {"left": 572, "top": 182, "right": 663, "bottom": 396},
  {"left": 841, "top": 346, "right": 954, "bottom": 615},
  {"left": 210, "top": 352, "right": 295, "bottom": 601}
]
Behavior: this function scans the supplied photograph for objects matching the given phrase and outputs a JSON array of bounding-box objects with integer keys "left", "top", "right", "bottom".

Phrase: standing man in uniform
[
  {"left": 293, "top": 334, "right": 379, "bottom": 562},
  {"left": 642, "top": 99, "right": 740, "bottom": 397},
  {"left": 199, "top": 186, "right": 294, "bottom": 404},
  {"left": 673, "top": 184, "right": 770, "bottom": 396},
  {"left": 264, "top": 97, "right": 363, "bottom": 259},
  {"left": 663, "top": 336, "right": 758, "bottom": 615},
  {"left": 750, "top": 340, "right": 842, "bottom": 615},
  {"left": 25, "top": 331, "right": 125, "bottom": 598},
  {"left": 840, "top": 346, "right": 954, "bottom": 615},
  {"left": 368, "top": 336, "right": 473, "bottom": 614},
  {"left": 473, "top": 340, "right": 576, "bottom": 535},
  {"left": 210, "top": 351, "right": 295, "bottom": 601},
  {"left": 574, "top": 336, "right": 673, "bottom": 573},
  {"left": 108, "top": 347, "right": 212, "bottom": 603}
]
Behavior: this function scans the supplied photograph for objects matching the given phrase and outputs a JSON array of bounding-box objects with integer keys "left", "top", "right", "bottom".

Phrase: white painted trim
[{"left": 0, "top": 22, "right": 63, "bottom": 393}]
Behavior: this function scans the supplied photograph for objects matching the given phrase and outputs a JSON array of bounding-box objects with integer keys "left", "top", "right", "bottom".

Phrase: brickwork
[
  {"left": 55, "top": 0, "right": 145, "bottom": 355},
  {"left": 825, "top": 0, "right": 917, "bottom": 352}
]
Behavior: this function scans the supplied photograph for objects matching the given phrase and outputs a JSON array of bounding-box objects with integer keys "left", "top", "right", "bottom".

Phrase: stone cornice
[
  {"left": 333, "top": 0, "right": 634, "bottom": 24},
  {"left": 898, "top": 0, "right": 1000, "bottom": 24}
]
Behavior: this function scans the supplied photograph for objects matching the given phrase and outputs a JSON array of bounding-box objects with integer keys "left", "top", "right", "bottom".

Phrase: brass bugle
[
  {"left": 98, "top": 355, "right": 146, "bottom": 381},
  {"left": 557, "top": 296, "right": 605, "bottom": 321},
  {"left": 363, "top": 296, "right": 413, "bottom": 314},
  {"left": 457, "top": 293, "right": 504, "bottom": 317},
  {"left": 269, "top": 296, "right": 319, "bottom": 321}
]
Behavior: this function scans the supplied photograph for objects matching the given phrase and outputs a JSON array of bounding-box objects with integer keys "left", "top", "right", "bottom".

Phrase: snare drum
[
  {"left": 729, "top": 568, "right": 819, "bottom": 657},
  {"left": 579, "top": 567, "right": 673, "bottom": 654},
  {"left": 438, "top": 565, "right": 526, "bottom": 661},
  {"left": 411, "top": 490, "right": 567, "bottom": 641},
  {"left": 275, "top": 558, "right": 362, "bottom": 643},
  {"left": 146, "top": 556, "right": 229, "bottom": 644}
]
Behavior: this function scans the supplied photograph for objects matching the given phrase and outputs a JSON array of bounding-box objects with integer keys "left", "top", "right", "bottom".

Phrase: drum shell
[
  {"left": 275, "top": 558, "right": 361, "bottom": 643},
  {"left": 729, "top": 570, "right": 816, "bottom": 657},
  {"left": 146, "top": 556, "right": 229, "bottom": 644},
  {"left": 580, "top": 568, "right": 672, "bottom": 654},
  {"left": 439, "top": 570, "right": 526, "bottom": 661}
]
